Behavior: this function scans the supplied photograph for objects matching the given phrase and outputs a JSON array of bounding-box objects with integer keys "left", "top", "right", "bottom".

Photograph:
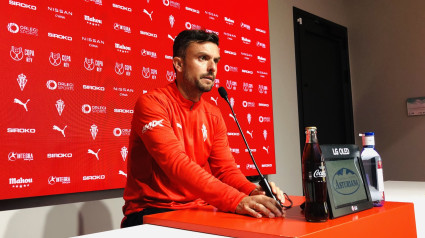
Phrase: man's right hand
[{"left": 235, "top": 195, "right": 285, "bottom": 218}]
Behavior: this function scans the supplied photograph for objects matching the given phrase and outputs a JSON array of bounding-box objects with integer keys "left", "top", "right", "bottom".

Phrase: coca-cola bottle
[{"left": 302, "top": 127, "right": 328, "bottom": 222}]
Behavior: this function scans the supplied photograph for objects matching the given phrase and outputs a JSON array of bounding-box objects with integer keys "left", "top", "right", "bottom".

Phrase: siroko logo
[
  {"left": 83, "top": 85, "right": 105, "bottom": 91},
  {"left": 114, "top": 109, "right": 134, "bottom": 114},
  {"left": 142, "top": 119, "right": 164, "bottom": 134},
  {"left": 224, "top": 50, "right": 236, "bottom": 56},
  {"left": 83, "top": 175, "right": 105, "bottom": 180},
  {"left": 185, "top": 6, "right": 199, "bottom": 14},
  {"left": 48, "top": 32, "right": 72, "bottom": 41},
  {"left": 47, "top": 153, "right": 72, "bottom": 158},
  {"left": 140, "top": 30, "right": 157, "bottom": 38},
  {"left": 255, "top": 28, "right": 266, "bottom": 34},
  {"left": 9, "top": 0, "right": 36, "bottom": 10},
  {"left": 7, "top": 128, "right": 36, "bottom": 134},
  {"left": 112, "top": 3, "right": 132, "bottom": 12},
  {"left": 241, "top": 69, "right": 253, "bottom": 74}
]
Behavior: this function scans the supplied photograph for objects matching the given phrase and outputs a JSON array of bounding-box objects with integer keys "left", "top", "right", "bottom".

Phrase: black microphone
[{"left": 218, "top": 86, "right": 282, "bottom": 207}]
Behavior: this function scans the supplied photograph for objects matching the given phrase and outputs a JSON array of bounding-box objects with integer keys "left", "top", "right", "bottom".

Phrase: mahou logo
[
  {"left": 17, "top": 73, "right": 27, "bottom": 91},
  {"left": 56, "top": 99, "right": 65, "bottom": 116},
  {"left": 10, "top": 177, "right": 32, "bottom": 188}
]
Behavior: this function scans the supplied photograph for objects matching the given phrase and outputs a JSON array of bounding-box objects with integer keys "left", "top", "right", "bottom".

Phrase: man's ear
[{"left": 173, "top": 57, "right": 183, "bottom": 73}]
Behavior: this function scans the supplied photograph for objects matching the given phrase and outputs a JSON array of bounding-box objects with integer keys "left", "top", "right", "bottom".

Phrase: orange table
[{"left": 144, "top": 196, "right": 417, "bottom": 238}]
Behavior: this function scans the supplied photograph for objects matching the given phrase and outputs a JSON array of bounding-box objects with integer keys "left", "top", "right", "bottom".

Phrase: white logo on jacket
[
  {"left": 142, "top": 119, "right": 164, "bottom": 133},
  {"left": 201, "top": 124, "right": 207, "bottom": 142}
]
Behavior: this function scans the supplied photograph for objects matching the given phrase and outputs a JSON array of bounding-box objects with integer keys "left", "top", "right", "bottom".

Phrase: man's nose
[{"left": 207, "top": 60, "right": 217, "bottom": 73}]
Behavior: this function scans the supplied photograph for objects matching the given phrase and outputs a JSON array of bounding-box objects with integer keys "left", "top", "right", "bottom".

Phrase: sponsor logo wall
[{"left": 0, "top": 0, "right": 274, "bottom": 200}]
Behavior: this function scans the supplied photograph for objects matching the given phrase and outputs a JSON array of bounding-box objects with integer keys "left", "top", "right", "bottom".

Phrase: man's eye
[{"left": 199, "top": 56, "right": 207, "bottom": 61}]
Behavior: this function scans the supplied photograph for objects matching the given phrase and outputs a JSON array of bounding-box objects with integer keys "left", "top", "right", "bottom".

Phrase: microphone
[{"left": 218, "top": 87, "right": 282, "bottom": 207}]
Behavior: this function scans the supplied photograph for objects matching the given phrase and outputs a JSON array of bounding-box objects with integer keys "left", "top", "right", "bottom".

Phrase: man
[{"left": 122, "top": 30, "right": 285, "bottom": 228}]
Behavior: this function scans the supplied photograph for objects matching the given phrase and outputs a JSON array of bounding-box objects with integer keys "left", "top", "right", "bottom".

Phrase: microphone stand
[{"left": 219, "top": 87, "right": 282, "bottom": 207}]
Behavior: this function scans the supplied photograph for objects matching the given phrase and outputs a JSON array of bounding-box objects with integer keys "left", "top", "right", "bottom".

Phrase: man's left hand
[{"left": 250, "top": 181, "right": 285, "bottom": 205}]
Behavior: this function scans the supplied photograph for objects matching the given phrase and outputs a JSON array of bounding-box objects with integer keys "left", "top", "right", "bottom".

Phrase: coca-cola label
[{"left": 313, "top": 168, "right": 326, "bottom": 178}]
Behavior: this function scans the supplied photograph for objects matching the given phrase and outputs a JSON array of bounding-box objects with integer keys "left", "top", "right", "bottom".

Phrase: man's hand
[
  {"left": 250, "top": 181, "right": 286, "bottom": 205},
  {"left": 235, "top": 195, "right": 285, "bottom": 218}
]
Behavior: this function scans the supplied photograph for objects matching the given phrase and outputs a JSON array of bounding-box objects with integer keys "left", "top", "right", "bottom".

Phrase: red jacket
[{"left": 123, "top": 83, "right": 256, "bottom": 215}]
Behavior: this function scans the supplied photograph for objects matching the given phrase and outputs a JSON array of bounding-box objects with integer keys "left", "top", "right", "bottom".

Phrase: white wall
[
  {"left": 345, "top": 0, "right": 425, "bottom": 181},
  {"left": 2, "top": 0, "right": 423, "bottom": 237}
]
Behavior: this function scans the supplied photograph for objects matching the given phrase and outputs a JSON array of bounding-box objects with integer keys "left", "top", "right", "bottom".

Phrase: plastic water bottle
[{"left": 359, "top": 132, "right": 385, "bottom": 207}]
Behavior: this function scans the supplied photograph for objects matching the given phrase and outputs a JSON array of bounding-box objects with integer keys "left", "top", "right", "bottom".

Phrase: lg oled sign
[{"left": 0, "top": 0, "right": 274, "bottom": 200}]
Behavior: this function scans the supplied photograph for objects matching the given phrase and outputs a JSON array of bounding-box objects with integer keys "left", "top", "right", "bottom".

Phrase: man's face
[{"left": 178, "top": 41, "right": 220, "bottom": 94}]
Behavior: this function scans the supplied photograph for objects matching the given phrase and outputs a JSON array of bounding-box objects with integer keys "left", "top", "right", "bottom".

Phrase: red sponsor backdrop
[{"left": 0, "top": 0, "right": 275, "bottom": 200}]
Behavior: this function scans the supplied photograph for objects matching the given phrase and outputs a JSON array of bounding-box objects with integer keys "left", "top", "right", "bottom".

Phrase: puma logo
[
  {"left": 88, "top": 149, "right": 100, "bottom": 160},
  {"left": 53, "top": 125, "right": 67, "bottom": 137},
  {"left": 247, "top": 130, "right": 253, "bottom": 138},
  {"left": 210, "top": 97, "right": 218, "bottom": 105},
  {"left": 143, "top": 9, "right": 153, "bottom": 21},
  {"left": 14, "top": 98, "right": 30, "bottom": 111}
]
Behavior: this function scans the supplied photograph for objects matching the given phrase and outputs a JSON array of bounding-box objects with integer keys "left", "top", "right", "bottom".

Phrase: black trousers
[{"left": 121, "top": 208, "right": 174, "bottom": 228}]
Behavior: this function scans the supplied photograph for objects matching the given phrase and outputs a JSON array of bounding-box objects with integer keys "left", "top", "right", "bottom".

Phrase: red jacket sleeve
[{"left": 132, "top": 94, "right": 254, "bottom": 212}]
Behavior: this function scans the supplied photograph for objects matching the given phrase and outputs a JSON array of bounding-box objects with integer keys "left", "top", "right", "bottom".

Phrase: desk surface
[{"left": 144, "top": 196, "right": 416, "bottom": 238}]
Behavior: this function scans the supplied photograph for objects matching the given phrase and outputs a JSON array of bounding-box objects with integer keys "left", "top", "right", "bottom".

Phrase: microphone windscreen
[{"left": 218, "top": 87, "right": 228, "bottom": 99}]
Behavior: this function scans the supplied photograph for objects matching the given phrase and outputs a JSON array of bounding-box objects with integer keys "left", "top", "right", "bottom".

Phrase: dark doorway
[{"left": 293, "top": 7, "right": 354, "bottom": 154}]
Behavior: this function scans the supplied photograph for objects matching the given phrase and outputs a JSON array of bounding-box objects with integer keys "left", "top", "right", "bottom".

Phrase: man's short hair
[{"left": 173, "top": 30, "right": 219, "bottom": 59}]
